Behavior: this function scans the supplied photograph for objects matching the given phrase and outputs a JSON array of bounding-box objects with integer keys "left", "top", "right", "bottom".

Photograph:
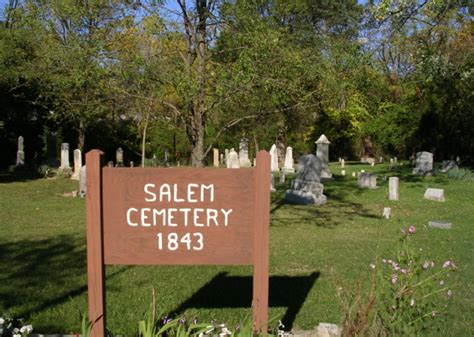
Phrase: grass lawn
[{"left": 0, "top": 162, "right": 472, "bottom": 336}]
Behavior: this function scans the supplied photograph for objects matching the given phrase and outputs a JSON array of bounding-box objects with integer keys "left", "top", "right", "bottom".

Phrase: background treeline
[{"left": 0, "top": 0, "right": 472, "bottom": 168}]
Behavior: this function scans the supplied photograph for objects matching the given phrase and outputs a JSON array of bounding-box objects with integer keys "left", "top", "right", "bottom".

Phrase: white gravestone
[
  {"left": 116, "top": 147, "right": 124, "bottom": 167},
  {"left": 228, "top": 148, "right": 240, "bottom": 169},
  {"left": 388, "top": 177, "right": 399, "bottom": 200},
  {"left": 340, "top": 158, "right": 345, "bottom": 168},
  {"left": 341, "top": 169, "right": 346, "bottom": 176},
  {"left": 225, "top": 149, "right": 230, "bottom": 168},
  {"left": 315, "top": 134, "right": 332, "bottom": 179},
  {"left": 282, "top": 146, "right": 295, "bottom": 173},
  {"left": 428, "top": 220, "right": 452, "bottom": 229},
  {"left": 238, "top": 138, "right": 252, "bottom": 167},
  {"left": 71, "top": 149, "right": 82, "bottom": 180},
  {"left": 79, "top": 165, "right": 87, "bottom": 197},
  {"left": 383, "top": 207, "right": 391, "bottom": 219},
  {"left": 424, "top": 188, "right": 445, "bottom": 202},
  {"left": 270, "top": 144, "right": 279, "bottom": 172}
]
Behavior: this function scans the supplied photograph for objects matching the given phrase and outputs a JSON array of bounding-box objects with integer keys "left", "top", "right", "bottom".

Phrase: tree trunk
[
  {"left": 78, "top": 119, "right": 85, "bottom": 152},
  {"left": 141, "top": 112, "right": 149, "bottom": 168}
]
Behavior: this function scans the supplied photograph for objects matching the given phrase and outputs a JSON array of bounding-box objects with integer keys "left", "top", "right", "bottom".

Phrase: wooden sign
[{"left": 86, "top": 150, "right": 270, "bottom": 337}]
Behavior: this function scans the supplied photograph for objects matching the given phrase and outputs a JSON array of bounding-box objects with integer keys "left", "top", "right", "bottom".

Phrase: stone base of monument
[
  {"left": 282, "top": 167, "right": 295, "bottom": 174},
  {"left": 361, "top": 156, "right": 375, "bottom": 164},
  {"left": 285, "top": 179, "right": 327, "bottom": 205},
  {"left": 412, "top": 168, "right": 433, "bottom": 176}
]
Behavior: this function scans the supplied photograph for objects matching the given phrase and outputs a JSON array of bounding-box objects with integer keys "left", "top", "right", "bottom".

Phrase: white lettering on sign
[{"left": 127, "top": 183, "right": 234, "bottom": 251}]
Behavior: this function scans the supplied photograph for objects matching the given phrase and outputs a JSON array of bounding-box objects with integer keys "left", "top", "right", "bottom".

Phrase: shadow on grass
[
  {"left": 168, "top": 271, "right": 319, "bottom": 330},
  {"left": 0, "top": 235, "right": 128, "bottom": 321},
  {"left": 0, "top": 169, "right": 43, "bottom": 183}
]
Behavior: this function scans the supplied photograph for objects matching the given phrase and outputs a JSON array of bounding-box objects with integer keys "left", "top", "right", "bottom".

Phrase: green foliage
[
  {"left": 446, "top": 168, "right": 473, "bottom": 181},
  {"left": 339, "top": 226, "right": 458, "bottom": 336}
]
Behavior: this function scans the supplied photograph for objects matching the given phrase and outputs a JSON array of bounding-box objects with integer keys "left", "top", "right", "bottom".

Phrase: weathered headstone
[
  {"left": 383, "top": 207, "right": 391, "bottom": 219},
  {"left": 456, "top": 156, "right": 460, "bottom": 165},
  {"left": 130, "top": 161, "right": 134, "bottom": 167},
  {"left": 388, "top": 177, "right": 399, "bottom": 200},
  {"left": 270, "top": 173, "right": 276, "bottom": 192},
  {"left": 239, "top": 138, "right": 252, "bottom": 167},
  {"left": 16, "top": 136, "right": 25, "bottom": 166},
  {"left": 379, "top": 156, "right": 383, "bottom": 163},
  {"left": 282, "top": 146, "right": 295, "bottom": 173},
  {"left": 341, "top": 169, "right": 346, "bottom": 176},
  {"left": 361, "top": 136, "right": 375, "bottom": 164},
  {"left": 116, "top": 148, "right": 124, "bottom": 167},
  {"left": 424, "top": 188, "right": 445, "bottom": 202},
  {"left": 285, "top": 154, "right": 327, "bottom": 205},
  {"left": 228, "top": 148, "right": 240, "bottom": 168},
  {"left": 389, "top": 158, "right": 394, "bottom": 170},
  {"left": 59, "top": 143, "right": 72, "bottom": 174},
  {"left": 441, "top": 160, "right": 457, "bottom": 173},
  {"left": 107, "top": 161, "right": 114, "bottom": 167},
  {"left": 270, "top": 144, "right": 279, "bottom": 172},
  {"left": 79, "top": 165, "right": 87, "bottom": 197},
  {"left": 315, "top": 134, "right": 332, "bottom": 179},
  {"left": 358, "top": 172, "right": 377, "bottom": 189},
  {"left": 428, "top": 220, "right": 452, "bottom": 229},
  {"left": 213, "top": 148, "right": 219, "bottom": 167},
  {"left": 71, "top": 149, "right": 82, "bottom": 180},
  {"left": 220, "top": 153, "right": 224, "bottom": 166},
  {"left": 279, "top": 171, "right": 286, "bottom": 184},
  {"left": 413, "top": 151, "right": 433, "bottom": 175},
  {"left": 316, "top": 323, "right": 341, "bottom": 337},
  {"left": 340, "top": 158, "right": 345, "bottom": 168}
]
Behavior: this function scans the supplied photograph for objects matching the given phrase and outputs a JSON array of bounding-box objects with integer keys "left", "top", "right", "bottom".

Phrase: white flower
[
  {"left": 13, "top": 334, "right": 21, "bottom": 337},
  {"left": 439, "top": 280, "right": 445, "bottom": 286},
  {"left": 410, "top": 298, "right": 416, "bottom": 306},
  {"left": 370, "top": 263, "right": 376, "bottom": 269}
]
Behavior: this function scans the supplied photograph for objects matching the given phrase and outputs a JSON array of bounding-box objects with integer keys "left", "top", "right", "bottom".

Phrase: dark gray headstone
[
  {"left": 16, "top": 136, "right": 25, "bottom": 166},
  {"left": 358, "top": 172, "right": 377, "bottom": 189},
  {"left": 413, "top": 151, "right": 433, "bottom": 175}
]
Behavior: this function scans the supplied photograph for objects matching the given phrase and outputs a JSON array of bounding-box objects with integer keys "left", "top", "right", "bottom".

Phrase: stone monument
[
  {"left": 59, "top": 143, "right": 72, "bottom": 174},
  {"left": 79, "top": 165, "right": 87, "bottom": 197},
  {"left": 228, "top": 148, "right": 240, "bottom": 168},
  {"left": 270, "top": 144, "right": 279, "bottom": 172},
  {"left": 358, "top": 172, "right": 377, "bottom": 189},
  {"left": 116, "top": 147, "right": 124, "bottom": 167},
  {"left": 413, "top": 151, "right": 433, "bottom": 175},
  {"left": 213, "top": 148, "right": 219, "bottom": 167},
  {"left": 71, "top": 149, "right": 82, "bottom": 180},
  {"left": 16, "top": 136, "right": 25, "bottom": 166},
  {"left": 315, "top": 134, "right": 332, "bottom": 179},
  {"left": 282, "top": 146, "right": 295, "bottom": 173},
  {"left": 388, "top": 177, "right": 399, "bottom": 200},
  {"left": 285, "top": 154, "right": 327, "bottom": 205},
  {"left": 238, "top": 138, "right": 251, "bottom": 167}
]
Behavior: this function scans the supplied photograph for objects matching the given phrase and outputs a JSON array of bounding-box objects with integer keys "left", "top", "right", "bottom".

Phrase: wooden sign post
[{"left": 86, "top": 150, "right": 270, "bottom": 337}]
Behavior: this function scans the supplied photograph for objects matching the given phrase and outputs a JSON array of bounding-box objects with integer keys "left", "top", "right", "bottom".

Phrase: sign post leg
[
  {"left": 86, "top": 150, "right": 106, "bottom": 337},
  {"left": 253, "top": 151, "right": 270, "bottom": 335}
]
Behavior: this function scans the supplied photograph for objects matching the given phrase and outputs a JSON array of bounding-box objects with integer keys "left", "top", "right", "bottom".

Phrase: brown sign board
[{"left": 86, "top": 150, "right": 270, "bottom": 337}]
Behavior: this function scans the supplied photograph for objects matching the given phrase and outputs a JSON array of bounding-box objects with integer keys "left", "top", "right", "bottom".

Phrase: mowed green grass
[{"left": 0, "top": 162, "right": 472, "bottom": 336}]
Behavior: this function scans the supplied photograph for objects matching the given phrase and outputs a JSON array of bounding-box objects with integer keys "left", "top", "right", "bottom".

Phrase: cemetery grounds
[{"left": 0, "top": 162, "right": 472, "bottom": 336}]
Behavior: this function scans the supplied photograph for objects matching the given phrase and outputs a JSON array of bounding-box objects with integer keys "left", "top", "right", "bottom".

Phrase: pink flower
[
  {"left": 391, "top": 274, "right": 398, "bottom": 284},
  {"left": 382, "top": 259, "right": 387, "bottom": 264},
  {"left": 401, "top": 269, "right": 409, "bottom": 274},
  {"left": 443, "top": 260, "right": 458, "bottom": 269},
  {"left": 408, "top": 225, "right": 416, "bottom": 234}
]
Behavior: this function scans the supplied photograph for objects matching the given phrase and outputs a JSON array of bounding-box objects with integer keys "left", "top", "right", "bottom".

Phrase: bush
[{"left": 447, "top": 167, "right": 473, "bottom": 180}]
